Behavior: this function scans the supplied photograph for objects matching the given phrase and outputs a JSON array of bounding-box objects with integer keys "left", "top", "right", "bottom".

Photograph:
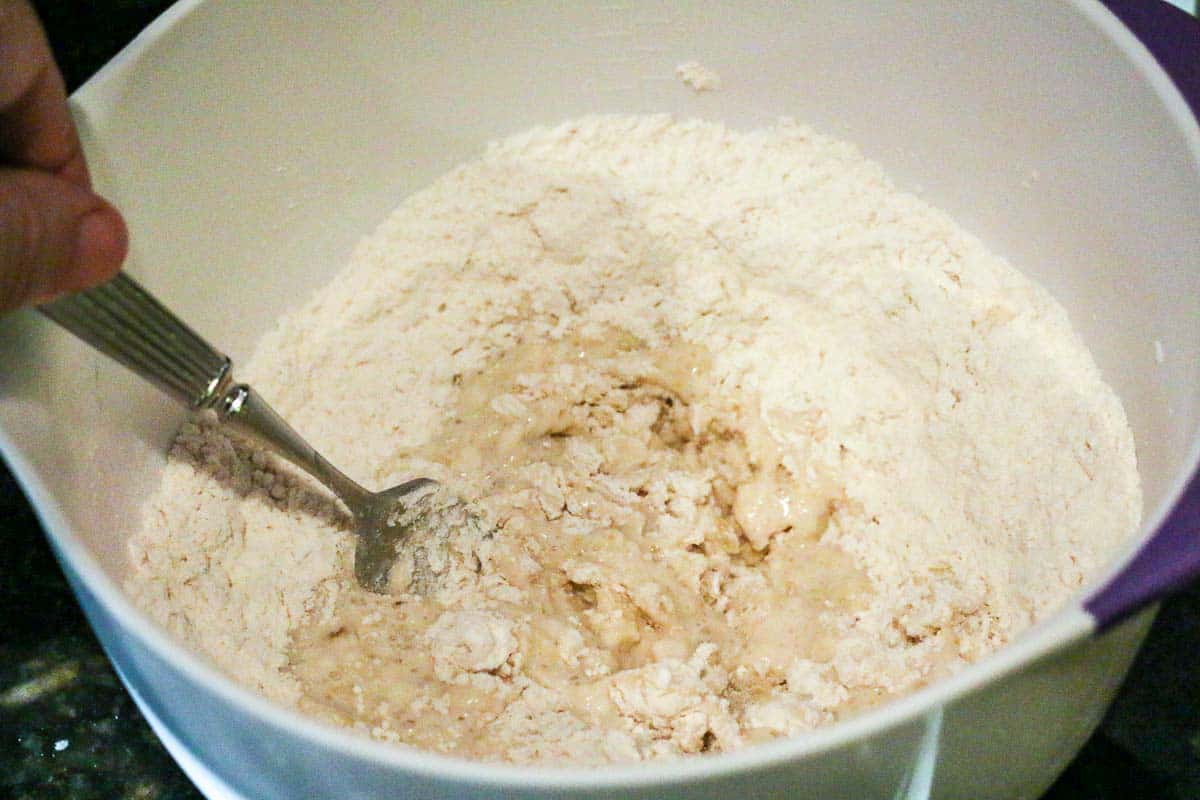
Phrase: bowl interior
[{"left": 0, "top": 0, "right": 1196, "bottom": 738}]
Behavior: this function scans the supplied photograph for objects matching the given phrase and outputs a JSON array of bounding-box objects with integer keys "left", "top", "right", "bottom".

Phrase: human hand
[{"left": 0, "top": 0, "right": 127, "bottom": 313}]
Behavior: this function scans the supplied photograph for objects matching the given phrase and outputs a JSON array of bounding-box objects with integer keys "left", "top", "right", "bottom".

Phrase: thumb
[{"left": 0, "top": 166, "right": 127, "bottom": 313}]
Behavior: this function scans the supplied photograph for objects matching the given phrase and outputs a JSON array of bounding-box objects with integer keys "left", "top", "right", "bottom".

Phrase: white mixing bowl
[{"left": 1, "top": 2, "right": 1197, "bottom": 798}]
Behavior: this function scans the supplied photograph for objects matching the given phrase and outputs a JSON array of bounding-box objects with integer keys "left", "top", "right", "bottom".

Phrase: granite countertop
[{"left": 2, "top": 2, "right": 1198, "bottom": 798}]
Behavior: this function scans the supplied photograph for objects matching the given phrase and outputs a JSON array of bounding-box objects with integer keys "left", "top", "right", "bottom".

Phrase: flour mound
[{"left": 127, "top": 115, "right": 1140, "bottom": 765}]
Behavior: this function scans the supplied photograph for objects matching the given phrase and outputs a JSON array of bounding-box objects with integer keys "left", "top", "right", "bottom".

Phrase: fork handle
[
  {"left": 39, "top": 273, "right": 371, "bottom": 508},
  {"left": 40, "top": 272, "right": 232, "bottom": 408}
]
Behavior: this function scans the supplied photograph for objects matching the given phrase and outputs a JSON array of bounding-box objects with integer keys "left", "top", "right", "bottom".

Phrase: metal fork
[{"left": 41, "top": 272, "right": 437, "bottom": 593}]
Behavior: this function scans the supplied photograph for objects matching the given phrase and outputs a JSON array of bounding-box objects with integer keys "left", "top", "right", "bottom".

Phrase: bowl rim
[{"left": 7, "top": 0, "right": 1199, "bottom": 790}]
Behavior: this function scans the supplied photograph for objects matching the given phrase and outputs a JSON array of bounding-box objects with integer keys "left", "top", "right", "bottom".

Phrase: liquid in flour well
[{"left": 288, "top": 331, "right": 873, "bottom": 760}]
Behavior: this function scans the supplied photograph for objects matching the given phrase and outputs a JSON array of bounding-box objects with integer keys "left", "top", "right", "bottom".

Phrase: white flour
[{"left": 127, "top": 115, "right": 1141, "bottom": 764}]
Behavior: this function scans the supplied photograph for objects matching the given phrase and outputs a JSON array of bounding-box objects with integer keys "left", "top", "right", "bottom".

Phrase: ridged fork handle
[{"left": 41, "top": 272, "right": 230, "bottom": 408}]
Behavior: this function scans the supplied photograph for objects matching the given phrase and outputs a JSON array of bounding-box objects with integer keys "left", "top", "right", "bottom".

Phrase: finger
[
  {"left": 0, "top": 167, "right": 127, "bottom": 312},
  {"left": 0, "top": 0, "right": 90, "bottom": 187}
]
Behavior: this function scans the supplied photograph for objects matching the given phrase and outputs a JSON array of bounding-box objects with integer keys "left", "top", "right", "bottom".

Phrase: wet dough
[{"left": 288, "top": 334, "right": 870, "bottom": 761}]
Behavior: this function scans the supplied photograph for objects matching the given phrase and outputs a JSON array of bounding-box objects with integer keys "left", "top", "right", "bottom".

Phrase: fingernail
[{"left": 69, "top": 207, "right": 128, "bottom": 291}]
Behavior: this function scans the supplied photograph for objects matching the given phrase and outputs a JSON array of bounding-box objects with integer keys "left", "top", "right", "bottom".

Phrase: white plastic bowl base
[
  {"left": 119, "top": 671, "right": 246, "bottom": 800},
  {"left": 1, "top": 1, "right": 1197, "bottom": 798}
]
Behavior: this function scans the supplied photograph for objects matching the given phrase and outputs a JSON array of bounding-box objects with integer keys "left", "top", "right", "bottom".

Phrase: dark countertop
[{"left": 2, "top": 2, "right": 1198, "bottom": 798}]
